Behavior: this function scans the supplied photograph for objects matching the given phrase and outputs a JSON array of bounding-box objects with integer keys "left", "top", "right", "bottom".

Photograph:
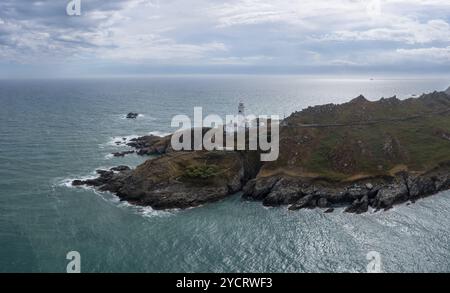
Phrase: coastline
[{"left": 72, "top": 89, "right": 450, "bottom": 214}]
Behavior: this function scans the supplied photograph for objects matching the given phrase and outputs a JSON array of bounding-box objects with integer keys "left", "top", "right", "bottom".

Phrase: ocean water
[{"left": 0, "top": 76, "right": 449, "bottom": 273}]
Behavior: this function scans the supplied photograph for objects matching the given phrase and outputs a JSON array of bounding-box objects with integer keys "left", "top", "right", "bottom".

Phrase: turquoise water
[{"left": 0, "top": 76, "right": 449, "bottom": 272}]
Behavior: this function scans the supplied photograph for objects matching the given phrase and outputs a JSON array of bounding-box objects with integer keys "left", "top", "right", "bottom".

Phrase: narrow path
[{"left": 287, "top": 108, "right": 450, "bottom": 128}]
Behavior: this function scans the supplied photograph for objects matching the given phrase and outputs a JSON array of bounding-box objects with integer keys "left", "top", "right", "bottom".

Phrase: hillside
[{"left": 264, "top": 90, "right": 450, "bottom": 181}]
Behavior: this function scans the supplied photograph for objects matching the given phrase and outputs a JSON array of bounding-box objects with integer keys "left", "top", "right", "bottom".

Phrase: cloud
[
  {"left": 321, "top": 19, "right": 450, "bottom": 44},
  {"left": 396, "top": 46, "right": 450, "bottom": 62},
  {"left": 0, "top": 0, "right": 450, "bottom": 76}
]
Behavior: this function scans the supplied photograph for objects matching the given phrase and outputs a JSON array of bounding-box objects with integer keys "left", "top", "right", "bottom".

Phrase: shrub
[{"left": 184, "top": 165, "right": 220, "bottom": 179}]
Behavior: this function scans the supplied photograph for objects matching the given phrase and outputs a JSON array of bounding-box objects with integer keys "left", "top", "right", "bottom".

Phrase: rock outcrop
[
  {"left": 75, "top": 151, "right": 261, "bottom": 210},
  {"left": 126, "top": 135, "right": 172, "bottom": 155}
]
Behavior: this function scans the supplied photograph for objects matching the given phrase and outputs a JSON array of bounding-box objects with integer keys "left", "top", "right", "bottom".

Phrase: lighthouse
[{"left": 237, "top": 102, "right": 247, "bottom": 129}]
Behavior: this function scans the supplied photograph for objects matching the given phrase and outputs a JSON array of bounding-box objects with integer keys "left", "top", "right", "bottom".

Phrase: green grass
[{"left": 184, "top": 165, "right": 221, "bottom": 179}]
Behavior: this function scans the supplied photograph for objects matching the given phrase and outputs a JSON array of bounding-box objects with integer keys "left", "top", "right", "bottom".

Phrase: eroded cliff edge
[{"left": 73, "top": 89, "right": 450, "bottom": 213}]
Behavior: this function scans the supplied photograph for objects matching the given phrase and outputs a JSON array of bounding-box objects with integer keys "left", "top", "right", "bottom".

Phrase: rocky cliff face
[
  {"left": 243, "top": 162, "right": 450, "bottom": 213},
  {"left": 75, "top": 151, "right": 261, "bottom": 210},
  {"left": 74, "top": 89, "right": 450, "bottom": 213}
]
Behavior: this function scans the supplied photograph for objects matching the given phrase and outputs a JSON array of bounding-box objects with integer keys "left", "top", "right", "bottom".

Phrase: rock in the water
[
  {"left": 126, "top": 112, "right": 139, "bottom": 119},
  {"left": 72, "top": 180, "right": 85, "bottom": 186},
  {"left": 112, "top": 151, "right": 135, "bottom": 157},
  {"left": 324, "top": 208, "right": 335, "bottom": 213}
]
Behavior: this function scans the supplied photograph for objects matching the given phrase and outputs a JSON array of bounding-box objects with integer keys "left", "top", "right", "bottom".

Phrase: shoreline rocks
[
  {"left": 73, "top": 150, "right": 450, "bottom": 213},
  {"left": 242, "top": 163, "right": 450, "bottom": 213}
]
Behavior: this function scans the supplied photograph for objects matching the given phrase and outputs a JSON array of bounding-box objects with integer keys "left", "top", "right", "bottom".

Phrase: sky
[{"left": 1, "top": 0, "right": 450, "bottom": 77}]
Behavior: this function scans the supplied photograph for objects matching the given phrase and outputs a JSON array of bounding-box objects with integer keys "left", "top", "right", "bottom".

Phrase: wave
[
  {"left": 56, "top": 173, "right": 97, "bottom": 190},
  {"left": 99, "top": 134, "right": 140, "bottom": 149},
  {"left": 100, "top": 131, "right": 171, "bottom": 150},
  {"left": 118, "top": 201, "right": 176, "bottom": 218}
]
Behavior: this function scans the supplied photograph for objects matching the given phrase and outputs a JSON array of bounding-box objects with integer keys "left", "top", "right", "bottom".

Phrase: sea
[{"left": 0, "top": 76, "right": 449, "bottom": 272}]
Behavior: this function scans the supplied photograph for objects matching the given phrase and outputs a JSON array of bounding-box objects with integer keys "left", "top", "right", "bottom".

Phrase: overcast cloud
[{"left": 1, "top": 0, "right": 450, "bottom": 77}]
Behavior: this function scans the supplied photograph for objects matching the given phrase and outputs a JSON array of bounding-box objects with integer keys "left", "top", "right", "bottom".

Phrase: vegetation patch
[{"left": 184, "top": 165, "right": 221, "bottom": 179}]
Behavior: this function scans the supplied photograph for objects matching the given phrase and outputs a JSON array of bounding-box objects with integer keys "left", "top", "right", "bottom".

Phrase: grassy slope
[{"left": 262, "top": 91, "right": 450, "bottom": 181}]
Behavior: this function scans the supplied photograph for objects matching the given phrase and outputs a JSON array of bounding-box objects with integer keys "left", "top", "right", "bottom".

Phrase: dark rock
[
  {"left": 367, "top": 187, "right": 379, "bottom": 199},
  {"left": 243, "top": 176, "right": 280, "bottom": 201},
  {"left": 407, "top": 175, "right": 436, "bottom": 200},
  {"left": 72, "top": 180, "right": 85, "bottom": 186},
  {"left": 110, "top": 165, "right": 131, "bottom": 172},
  {"left": 126, "top": 112, "right": 139, "bottom": 119},
  {"left": 374, "top": 183, "right": 408, "bottom": 210},
  {"left": 262, "top": 178, "right": 303, "bottom": 206},
  {"left": 126, "top": 135, "right": 171, "bottom": 156},
  {"left": 96, "top": 169, "right": 109, "bottom": 175},
  {"left": 289, "top": 194, "right": 315, "bottom": 210},
  {"left": 345, "top": 195, "right": 369, "bottom": 214},
  {"left": 112, "top": 151, "right": 135, "bottom": 157},
  {"left": 324, "top": 208, "right": 335, "bottom": 213},
  {"left": 317, "top": 197, "right": 329, "bottom": 208}
]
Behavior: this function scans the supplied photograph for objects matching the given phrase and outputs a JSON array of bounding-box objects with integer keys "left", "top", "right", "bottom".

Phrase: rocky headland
[{"left": 73, "top": 89, "right": 450, "bottom": 213}]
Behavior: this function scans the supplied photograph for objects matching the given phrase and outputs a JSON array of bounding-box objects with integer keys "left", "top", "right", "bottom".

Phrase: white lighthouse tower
[{"left": 237, "top": 102, "right": 247, "bottom": 129}]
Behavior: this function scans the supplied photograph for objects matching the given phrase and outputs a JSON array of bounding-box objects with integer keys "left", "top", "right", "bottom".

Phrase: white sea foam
[
  {"left": 118, "top": 201, "right": 175, "bottom": 218},
  {"left": 56, "top": 165, "right": 116, "bottom": 189},
  {"left": 99, "top": 135, "right": 139, "bottom": 150},
  {"left": 148, "top": 131, "right": 171, "bottom": 137},
  {"left": 104, "top": 153, "right": 114, "bottom": 160},
  {"left": 100, "top": 131, "right": 171, "bottom": 150},
  {"left": 57, "top": 168, "right": 175, "bottom": 218},
  {"left": 57, "top": 174, "right": 96, "bottom": 190}
]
